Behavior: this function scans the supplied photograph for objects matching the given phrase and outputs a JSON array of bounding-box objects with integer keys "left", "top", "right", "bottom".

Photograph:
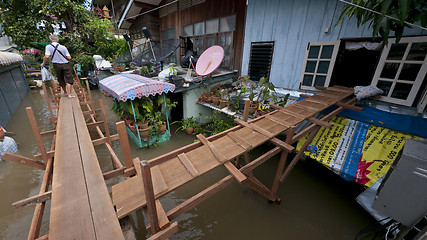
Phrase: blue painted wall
[{"left": 241, "top": 0, "right": 427, "bottom": 89}]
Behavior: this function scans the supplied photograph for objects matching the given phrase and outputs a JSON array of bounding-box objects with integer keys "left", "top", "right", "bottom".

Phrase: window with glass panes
[
  {"left": 371, "top": 36, "right": 427, "bottom": 106},
  {"left": 183, "top": 15, "right": 235, "bottom": 69},
  {"left": 299, "top": 40, "right": 340, "bottom": 90}
]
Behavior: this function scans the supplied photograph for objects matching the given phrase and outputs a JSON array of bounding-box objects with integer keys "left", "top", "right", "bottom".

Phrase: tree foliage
[
  {"left": 0, "top": 0, "right": 127, "bottom": 63},
  {"left": 336, "top": 0, "right": 427, "bottom": 44}
]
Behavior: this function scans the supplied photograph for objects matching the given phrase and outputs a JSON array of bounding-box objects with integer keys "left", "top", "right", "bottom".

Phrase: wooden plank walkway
[
  {"left": 112, "top": 86, "right": 355, "bottom": 219},
  {"left": 49, "top": 95, "right": 124, "bottom": 239}
]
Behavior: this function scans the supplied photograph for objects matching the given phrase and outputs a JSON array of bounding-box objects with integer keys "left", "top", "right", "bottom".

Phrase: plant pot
[
  {"left": 185, "top": 127, "right": 194, "bottom": 135},
  {"left": 172, "top": 76, "right": 183, "bottom": 88},
  {"left": 212, "top": 96, "right": 220, "bottom": 106},
  {"left": 123, "top": 117, "right": 134, "bottom": 127},
  {"left": 138, "top": 121, "right": 149, "bottom": 130},
  {"left": 158, "top": 123, "right": 167, "bottom": 134},
  {"left": 129, "top": 123, "right": 137, "bottom": 133},
  {"left": 219, "top": 99, "right": 229, "bottom": 108},
  {"left": 119, "top": 65, "right": 126, "bottom": 72},
  {"left": 139, "top": 128, "right": 150, "bottom": 140},
  {"left": 248, "top": 102, "right": 259, "bottom": 115}
]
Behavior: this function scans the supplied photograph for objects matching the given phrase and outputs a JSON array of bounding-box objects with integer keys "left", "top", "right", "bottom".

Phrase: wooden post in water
[
  {"left": 140, "top": 160, "right": 160, "bottom": 234},
  {"left": 26, "top": 107, "right": 48, "bottom": 162}
]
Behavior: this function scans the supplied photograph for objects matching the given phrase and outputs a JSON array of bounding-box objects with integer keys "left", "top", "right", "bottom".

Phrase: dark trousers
[{"left": 53, "top": 63, "right": 74, "bottom": 87}]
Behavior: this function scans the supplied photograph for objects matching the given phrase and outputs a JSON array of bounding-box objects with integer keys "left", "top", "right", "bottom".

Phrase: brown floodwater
[{"left": 0, "top": 88, "right": 378, "bottom": 239}]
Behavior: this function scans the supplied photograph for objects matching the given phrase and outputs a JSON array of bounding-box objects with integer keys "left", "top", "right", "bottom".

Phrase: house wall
[
  {"left": 241, "top": 0, "right": 427, "bottom": 89},
  {"left": 0, "top": 63, "right": 29, "bottom": 127},
  {"left": 159, "top": 0, "right": 246, "bottom": 71}
]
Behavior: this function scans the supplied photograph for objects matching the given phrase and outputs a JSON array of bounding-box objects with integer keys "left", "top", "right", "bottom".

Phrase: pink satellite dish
[{"left": 195, "top": 45, "right": 224, "bottom": 76}]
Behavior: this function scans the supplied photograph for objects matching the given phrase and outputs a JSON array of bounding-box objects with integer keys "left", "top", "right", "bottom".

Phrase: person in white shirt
[{"left": 41, "top": 34, "right": 75, "bottom": 99}]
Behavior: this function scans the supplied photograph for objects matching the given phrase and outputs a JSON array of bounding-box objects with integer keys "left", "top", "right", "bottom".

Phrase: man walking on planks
[{"left": 41, "top": 34, "right": 75, "bottom": 99}]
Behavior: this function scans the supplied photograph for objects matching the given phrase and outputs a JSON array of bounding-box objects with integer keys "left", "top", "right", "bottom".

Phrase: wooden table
[{"left": 49, "top": 96, "right": 124, "bottom": 239}]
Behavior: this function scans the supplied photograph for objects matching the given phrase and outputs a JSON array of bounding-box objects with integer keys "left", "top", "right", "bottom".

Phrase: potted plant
[
  {"left": 154, "top": 112, "right": 167, "bottom": 134},
  {"left": 212, "top": 88, "right": 221, "bottom": 106},
  {"left": 219, "top": 89, "right": 229, "bottom": 108},
  {"left": 248, "top": 85, "right": 259, "bottom": 115},
  {"left": 173, "top": 115, "right": 201, "bottom": 135}
]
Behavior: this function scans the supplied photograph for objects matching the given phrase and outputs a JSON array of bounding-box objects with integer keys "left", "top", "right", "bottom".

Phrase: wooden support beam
[
  {"left": 269, "top": 138, "right": 294, "bottom": 152},
  {"left": 223, "top": 162, "right": 247, "bottom": 183},
  {"left": 35, "top": 234, "right": 48, "bottom": 240},
  {"left": 242, "top": 176, "right": 277, "bottom": 202},
  {"left": 105, "top": 143, "right": 124, "bottom": 169},
  {"left": 335, "top": 102, "right": 363, "bottom": 111},
  {"left": 167, "top": 175, "right": 234, "bottom": 220},
  {"left": 42, "top": 83, "right": 56, "bottom": 126},
  {"left": 28, "top": 137, "right": 55, "bottom": 240},
  {"left": 92, "top": 134, "right": 120, "bottom": 146},
  {"left": 2, "top": 153, "right": 46, "bottom": 170},
  {"left": 280, "top": 125, "right": 322, "bottom": 183},
  {"left": 39, "top": 129, "right": 56, "bottom": 137},
  {"left": 239, "top": 147, "right": 281, "bottom": 173},
  {"left": 103, "top": 167, "right": 125, "bottom": 180},
  {"left": 82, "top": 109, "right": 100, "bottom": 115},
  {"left": 140, "top": 161, "right": 160, "bottom": 234},
  {"left": 234, "top": 119, "right": 274, "bottom": 138},
  {"left": 196, "top": 134, "right": 227, "bottom": 162},
  {"left": 308, "top": 117, "right": 332, "bottom": 128},
  {"left": 33, "top": 151, "right": 55, "bottom": 162},
  {"left": 271, "top": 126, "right": 295, "bottom": 198},
  {"left": 117, "top": 121, "right": 134, "bottom": 169},
  {"left": 86, "top": 121, "right": 104, "bottom": 128},
  {"left": 242, "top": 100, "right": 251, "bottom": 122},
  {"left": 12, "top": 191, "right": 52, "bottom": 210},
  {"left": 99, "top": 99, "right": 111, "bottom": 145},
  {"left": 146, "top": 222, "right": 178, "bottom": 240},
  {"left": 177, "top": 153, "right": 199, "bottom": 177},
  {"left": 146, "top": 200, "right": 171, "bottom": 232},
  {"left": 26, "top": 107, "right": 48, "bottom": 162}
]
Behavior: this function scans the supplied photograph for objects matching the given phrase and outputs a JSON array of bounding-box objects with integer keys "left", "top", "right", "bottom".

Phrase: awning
[
  {"left": 0, "top": 52, "right": 23, "bottom": 66},
  {"left": 99, "top": 73, "right": 175, "bottom": 101}
]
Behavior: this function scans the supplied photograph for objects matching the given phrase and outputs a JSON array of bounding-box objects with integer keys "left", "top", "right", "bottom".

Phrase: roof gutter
[{"left": 118, "top": 0, "right": 134, "bottom": 29}]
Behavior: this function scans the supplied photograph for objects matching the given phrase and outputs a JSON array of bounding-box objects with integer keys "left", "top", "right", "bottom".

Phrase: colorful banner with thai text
[{"left": 296, "top": 116, "right": 419, "bottom": 187}]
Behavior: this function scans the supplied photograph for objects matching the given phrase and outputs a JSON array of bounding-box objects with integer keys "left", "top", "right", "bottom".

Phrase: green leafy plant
[
  {"left": 256, "top": 76, "right": 277, "bottom": 104},
  {"left": 335, "top": 0, "right": 427, "bottom": 44},
  {"left": 139, "top": 65, "right": 152, "bottom": 75},
  {"left": 205, "top": 111, "right": 236, "bottom": 136},
  {"left": 172, "top": 115, "right": 201, "bottom": 133}
]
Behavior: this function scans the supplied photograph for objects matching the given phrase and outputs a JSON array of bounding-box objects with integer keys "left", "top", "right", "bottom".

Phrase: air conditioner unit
[{"left": 372, "top": 139, "right": 427, "bottom": 226}]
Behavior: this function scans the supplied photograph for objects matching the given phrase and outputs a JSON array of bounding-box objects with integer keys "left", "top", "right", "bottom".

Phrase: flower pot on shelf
[
  {"left": 139, "top": 121, "right": 149, "bottom": 130},
  {"left": 219, "top": 99, "right": 229, "bottom": 109},
  {"left": 212, "top": 96, "right": 220, "bottom": 106},
  {"left": 139, "top": 128, "right": 150, "bottom": 140},
  {"left": 248, "top": 102, "right": 259, "bottom": 115},
  {"left": 185, "top": 127, "right": 194, "bottom": 135},
  {"left": 158, "top": 123, "right": 167, "bottom": 134}
]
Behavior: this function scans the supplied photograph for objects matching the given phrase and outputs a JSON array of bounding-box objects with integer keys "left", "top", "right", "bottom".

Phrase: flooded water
[{"left": 0, "top": 88, "right": 377, "bottom": 239}]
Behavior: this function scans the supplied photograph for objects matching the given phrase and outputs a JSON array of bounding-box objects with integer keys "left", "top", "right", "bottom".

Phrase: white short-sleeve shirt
[{"left": 45, "top": 42, "right": 70, "bottom": 64}]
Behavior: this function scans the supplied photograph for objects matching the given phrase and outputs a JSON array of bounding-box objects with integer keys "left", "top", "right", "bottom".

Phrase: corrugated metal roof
[{"left": 0, "top": 52, "right": 23, "bottom": 66}]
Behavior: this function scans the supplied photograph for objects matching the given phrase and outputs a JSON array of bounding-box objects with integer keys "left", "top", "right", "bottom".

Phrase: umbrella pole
[
  {"left": 163, "top": 94, "right": 170, "bottom": 137},
  {"left": 131, "top": 100, "right": 142, "bottom": 146}
]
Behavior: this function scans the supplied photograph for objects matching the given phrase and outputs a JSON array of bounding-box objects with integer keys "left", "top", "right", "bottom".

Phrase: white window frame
[
  {"left": 371, "top": 36, "right": 427, "bottom": 106},
  {"left": 299, "top": 40, "right": 340, "bottom": 90}
]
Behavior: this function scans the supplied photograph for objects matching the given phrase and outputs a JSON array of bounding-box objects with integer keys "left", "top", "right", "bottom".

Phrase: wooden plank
[
  {"left": 223, "top": 162, "right": 247, "bottom": 183},
  {"left": 279, "top": 108, "right": 306, "bottom": 120},
  {"left": 39, "top": 129, "right": 56, "bottom": 137},
  {"left": 103, "top": 167, "right": 125, "bottom": 180},
  {"left": 117, "top": 121, "right": 134, "bottom": 169},
  {"left": 72, "top": 98, "right": 125, "bottom": 240},
  {"left": 146, "top": 222, "right": 178, "bottom": 240},
  {"left": 26, "top": 107, "right": 48, "bottom": 162},
  {"left": 227, "top": 131, "right": 252, "bottom": 150},
  {"left": 33, "top": 151, "right": 55, "bottom": 162},
  {"left": 234, "top": 119, "right": 275, "bottom": 138},
  {"left": 12, "top": 191, "right": 51, "bottom": 210},
  {"left": 335, "top": 102, "right": 363, "bottom": 111},
  {"left": 269, "top": 138, "right": 294, "bottom": 152},
  {"left": 146, "top": 200, "right": 171, "bottom": 231},
  {"left": 49, "top": 97, "right": 96, "bottom": 240},
  {"left": 178, "top": 153, "right": 200, "bottom": 177},
  {"left": 308, "top": 117, "right": 332, "bottom": 128},
  {"left": 265, "top": 115, "right": 292, "bottom": 128},
  {"left": 2, "top": 153, "right": 46, "bottom": 170},
  {"left": 196, "top": 134, "right": 227, "bottom": 162}
]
